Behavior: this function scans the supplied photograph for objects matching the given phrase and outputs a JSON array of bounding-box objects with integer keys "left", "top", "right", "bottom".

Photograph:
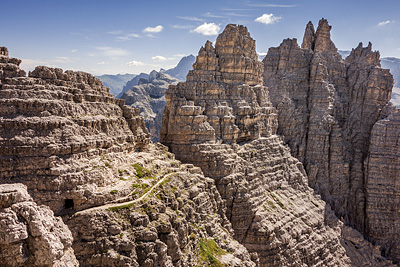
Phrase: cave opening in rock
[{"left": 64, "top": 199, "right": 74, "bottom": 209}]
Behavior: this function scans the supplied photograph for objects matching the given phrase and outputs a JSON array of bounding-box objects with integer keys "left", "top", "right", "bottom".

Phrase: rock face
[
  {"left": 68, "top": 144, "right": 256, "bottom": 266},
  {"left": 365, "top": 109, "right": 400, "bottom": 260},
  {"left": 160, "top": 24, "right": 392, "bottom": 266},
  {"left": 0, "top": 48, "right": 150, "bottom": 214},
  {"left": 0, "top": 47, "right": 257, "bottom": 266},
  {"left": 0, "top": 183, "right": 78, "bottom": 267},
  {"left": 120, "top": 70, "right": 180, "bottom": 142},
  {"left": 263, "top": 18, "right": 399, "bottom": 261}
]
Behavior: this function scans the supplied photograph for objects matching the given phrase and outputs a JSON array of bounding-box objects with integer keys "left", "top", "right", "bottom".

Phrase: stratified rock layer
[
  {"left": 68, "top": 145, "right": 256, "bottom": 266},
  {"left": 0, "top": 48, "right": 257, "bottom": 266},
  {"left": 263, "top": 18, "right": 399, "bottom": 261},
  {"left": 0, "top": 50, "right": 150, "bottom": 214},
  {"left": 365, "top": 110, "right": 400, "bottom": 260},
  {"left": 0, "top": 183, "right": 78, "bottom": 267},
  {"left": 161, "top": 24, "right": 391, "bottom": 266},
  {"left": 121, "top": 70, "right": 180, "bottom": 142}
]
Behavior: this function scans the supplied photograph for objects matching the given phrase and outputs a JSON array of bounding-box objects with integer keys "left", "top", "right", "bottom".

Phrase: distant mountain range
[
  {"left": 97, "top": 54, "right": 195, "bottom": 97},
  {"left": 116, "top": 73, "right": 149, "bottom": 99},
  {"left": 119, "top": 70, "right": 180, "bottom": 142},
  {"left": 163, "top": 54, "right": 195, "bottom": 80},
  {"left": 95, "top": 73, "right": 135, "bottom": 96}
]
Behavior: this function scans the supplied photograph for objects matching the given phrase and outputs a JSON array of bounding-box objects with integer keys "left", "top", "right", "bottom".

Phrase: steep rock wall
[
  {"left": 160, "top": 24, "right": 391, "bottom": 266},
  {"left": 263, "top": 19, "right": 398, "bottom": 261},
  {"left": 0, "top": 48, "right": 150, "bottom": 214}
]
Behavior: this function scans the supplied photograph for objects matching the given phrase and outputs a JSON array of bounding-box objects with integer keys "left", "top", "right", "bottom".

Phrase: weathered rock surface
[
  {"left": 0, "top": 50, "right": 150, "bottom": 214},
  {"left": 0, "top": 183, "right": 78, "bottom": 267},
  {"left": 0, "top": 48, "right": 257, "bottom": 266},
  {"left": 263, "top": 18, "right": 399, "bottom": 262},
  {"left": 68, "top": 144, "right": 256, "bottom": 266},
  {"left": 120, "top": 70, "right": 179, "bottom": 142},
  {"left": 161, "top": 24, "right": 392, "bottom": 266},
  {"left": 365, "top": 109, "right": 400, "bottom": 260}
]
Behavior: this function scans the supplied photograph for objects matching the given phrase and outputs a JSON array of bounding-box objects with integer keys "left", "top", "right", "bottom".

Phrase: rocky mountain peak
[
  {"left": 301, "top": 21, "right": 315, "bottom": 50},
  {"left": 301, "top": 18, "right": 337, "bottom": 53},
  {"left": 0, "top": 47, "right": 8, "bottom": 56},
  {"left": 264, "top": 18, "right": 398, "bottom": 262},
  {"left": 189, "top": 24, "right": 262, "bottom": 86},
  {"left": 345, "top": 41, "right": 382, "bottom": 67}
]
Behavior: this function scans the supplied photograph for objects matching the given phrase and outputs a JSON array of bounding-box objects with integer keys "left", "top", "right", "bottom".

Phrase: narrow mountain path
[{"left": 75, "top": 171, "right": 180, "bottom": 214}]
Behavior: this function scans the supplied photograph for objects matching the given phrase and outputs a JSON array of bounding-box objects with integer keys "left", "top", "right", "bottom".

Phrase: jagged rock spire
[
  {"left": 189, "top": 24, "right": 263, "bottom": 86},
  {"left": 314, "top": 18, "right": 337, "bottom": 52},
  {"left": 345, "top": 41, "right": 381, "bottom": 67},
  {"left": 301, "top": 18, "right": 337, "bottom": 53},
  {"left": 301, "top": 21, "right": 315, "bottom": 50}
]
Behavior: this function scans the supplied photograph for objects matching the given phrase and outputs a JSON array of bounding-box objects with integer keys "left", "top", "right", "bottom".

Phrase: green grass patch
[
  {"left": 107, "top": 202, "right": 135, "bottom": 211},
  {"left": 132, "top": 183, "right": 149, "bottom": 190},
  {"left": 198, "top": 238, "right": 226, "bottom": 267},
  {"left": 132, "top": 163, "right": 151, "bottom": 178},
  {"left": 110, "top": 190, "right": 118, "bottom": 195},
  {"left": 270, "top": 193, "right": 286, "bottom": 209}
]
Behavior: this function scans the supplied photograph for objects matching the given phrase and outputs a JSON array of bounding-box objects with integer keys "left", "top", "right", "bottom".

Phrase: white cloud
[
  {"left": 96, "top": 46, "right": 130, "bottom": 57},
  {"left": 226, "top": 12, "right": 251, "bottom": 17},
  {"left": 174, "top": 53, "right": 187, "bottom": 57},
  {"left": 248, "top": 3, "right": 296, "bottom": 7},
  {"left": 193, "top": 23, "right": 221, "bottom": 36},
  {"left": 116, "top": 33, "right": 141, "bottom": 40},
  {"left": 257, "top": 52, "right": 267, "bottom": 56},
  {"left": 127, "top": 33, "right": 140, "bottom": 38},
  {"left": 203, "top": 12, "right": 225, "bottom": 18},
  {"left": 71, "top": 49, "right": 77, "bottom": 53},
  {"left": 53, "top": 56, "right": 72, "bottom": 63},
  {"left": 151, "top": 55, "right": 167, "bottom": 61},
  {"left": 378, "top": 20, "right": 393, "bottom": 26},
  {"left": 177, "top": 16, "right": 204, "bottom": 22},
  {"left": 255, "top": 13, "right": 281, "bottom": 25},
  {"left": 98, "top": 61, "right": 107, "bottom": 65},
  {"left": 143, "top": 25, "right": 164, "bottom": 33},
  {"left": 108, "top": 30, "right": 123, "bottom": 35},
  {"left": 172, "top": 24, "right": 194, "bottom": 29},
  {"left": 127, "top": 60, "right": 145, "bottom": 66}
]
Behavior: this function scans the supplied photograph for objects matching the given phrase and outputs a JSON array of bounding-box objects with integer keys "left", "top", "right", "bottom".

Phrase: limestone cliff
[
  {"left": 161, "top": 24, "right": 392, "bottom": 266},
  {"left": 0, "top": 47, "right": 256, "bottom": 266},
  {"left": 263, "top": 18, "right": 399, "bottom": 262},
  {"left": 0, "top": 183, "right": 78, "bottom": 267},
  {"left": 0, "top": 49, "right": 150, "bottom": 214},
  {"left": 120, "top": 70, "right": 180, "bottom": 142}
]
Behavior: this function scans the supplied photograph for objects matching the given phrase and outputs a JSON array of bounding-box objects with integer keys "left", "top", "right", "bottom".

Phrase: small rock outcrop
[
  {"left": 120, "top": 70, "right": 180, "bottom": 142},
  {"left": 263, "top": 18, "right": 399, "bottom": 261},
  {"left": 0, "top": 183, "right": 78, "bottom": 267},
  {"left": 161, "top": 24, "right": 391, "bottom": 266}
]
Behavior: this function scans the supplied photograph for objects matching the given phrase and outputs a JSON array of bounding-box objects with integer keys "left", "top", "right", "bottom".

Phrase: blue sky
[{"left": 1, "top": 0, "right": 399, "bottom": 75}]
